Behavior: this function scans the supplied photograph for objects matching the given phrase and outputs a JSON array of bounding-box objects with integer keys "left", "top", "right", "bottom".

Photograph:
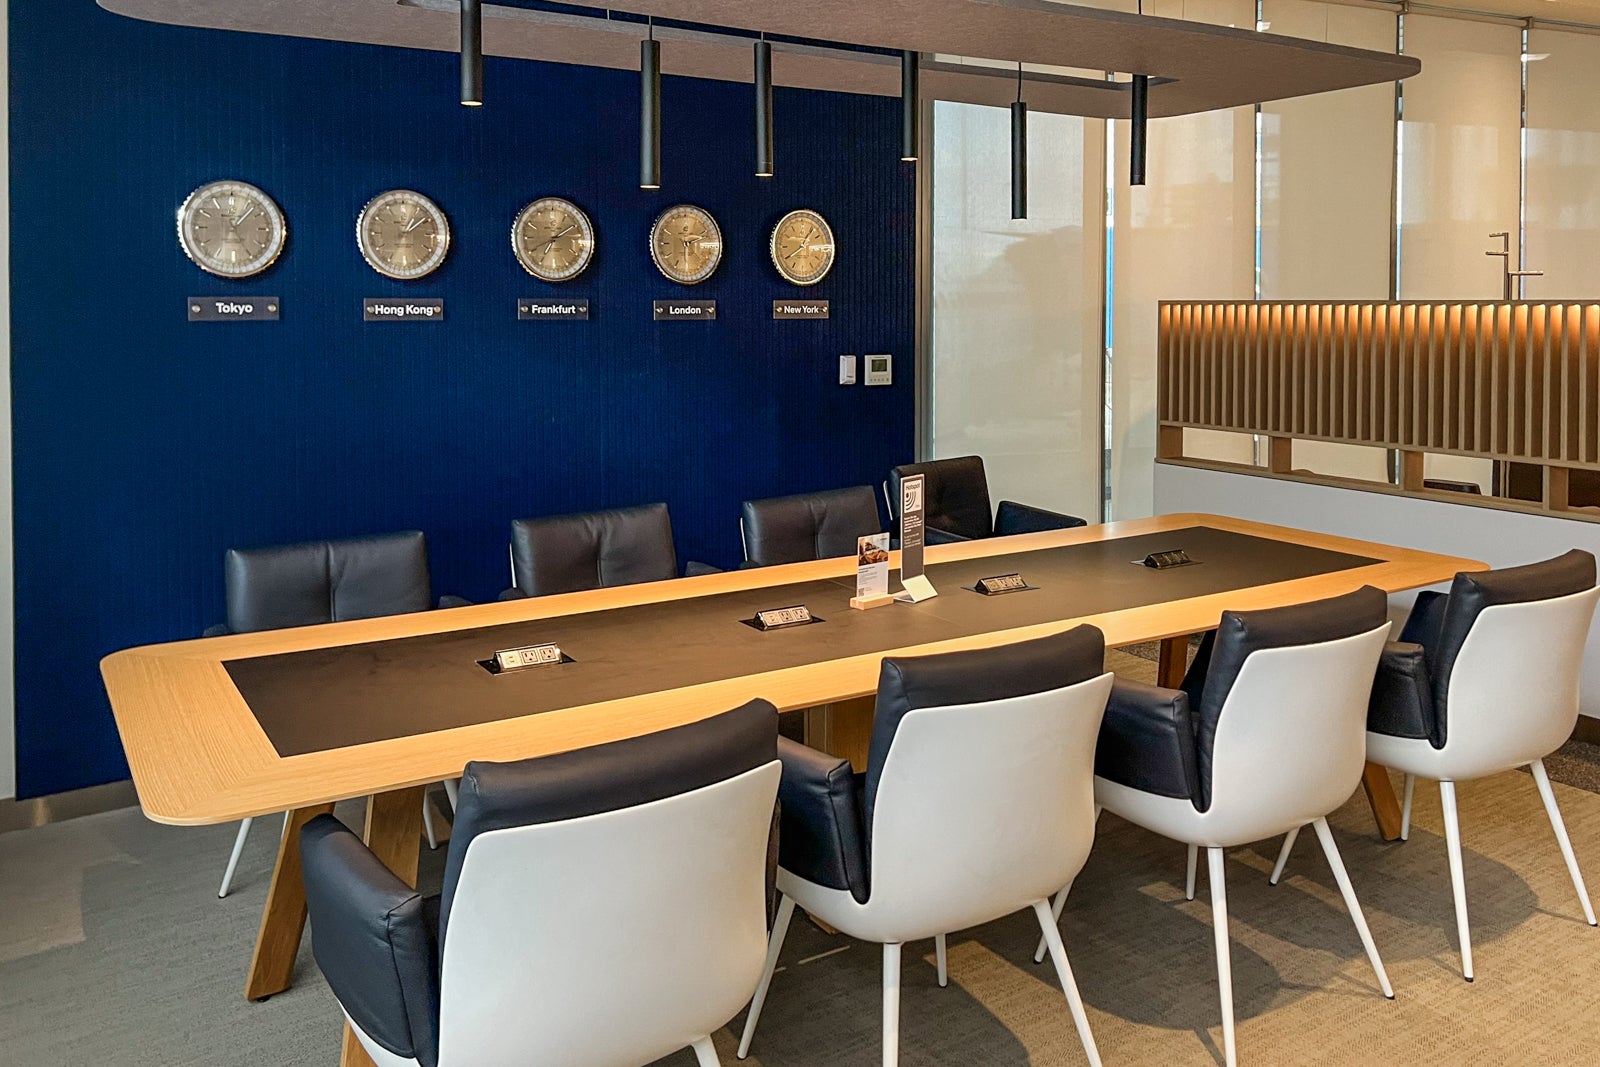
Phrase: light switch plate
[
  {"left": 839, "top": 354, "right": 857, "bottom": 385},
  {"left": 865, "top": 354, "right": 892, "bottom": 386}
]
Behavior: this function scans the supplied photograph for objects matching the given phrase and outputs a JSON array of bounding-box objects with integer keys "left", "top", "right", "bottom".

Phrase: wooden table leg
[
  {"left": 245, "top": 803, "right": 335, "bottom": 1002},
  {"left": 1362, "top": 761, "right": 1405, "bottom": 841},
  {"left": 1156, "top": 635, "right": 1190, "bottom": 690},
  {"left": 340, "top": 786, "right": 426, "bottom": 1067}
]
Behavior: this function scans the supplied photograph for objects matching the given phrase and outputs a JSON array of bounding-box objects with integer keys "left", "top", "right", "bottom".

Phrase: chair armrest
[
  {"left": 1093, "top": 678, "right": 1199, "bottom": 802},
  {"left": 684, "top": 560, "right": 723, "bottom": 577},
  {"left": 300, "top": 815, "right": 441, "bottom": 1067},
  {"left": 436, "top": 595, "right": 473, "bottom": 609},
  {"left": 497, "top": 587, "right": 528, "bottom": 602},
  {"left": 776, "top": 736, "right": 870, "bottom": 904},
  {"left": 925, "top": 525, "right": 971, "bottom": 546},
  {"left": 1366, "top": 641, "right": 1436, "bottom": 743},
  {"left": 995, "top": 500, "right": 1090, "bottom": 536},
  {"left": 1398, "top": 590, "right": 1448, "bottom": 660},
  {"left": 202, "top": 623, "right": 231, "bottom": 638}
]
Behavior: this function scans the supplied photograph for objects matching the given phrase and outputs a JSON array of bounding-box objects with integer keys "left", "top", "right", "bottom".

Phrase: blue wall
[{"left": 9, "top": 3, "right": 915, "bottom": 797}]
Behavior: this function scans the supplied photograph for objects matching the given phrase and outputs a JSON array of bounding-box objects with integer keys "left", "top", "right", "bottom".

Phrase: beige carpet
[{"left": 6, "top": 659, "right": 1600, "bottom": 1065}]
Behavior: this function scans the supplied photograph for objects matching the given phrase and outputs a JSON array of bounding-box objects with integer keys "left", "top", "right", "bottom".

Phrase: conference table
[{"left": 101, "top": 513, "right": 1483, "bottom": 1066}]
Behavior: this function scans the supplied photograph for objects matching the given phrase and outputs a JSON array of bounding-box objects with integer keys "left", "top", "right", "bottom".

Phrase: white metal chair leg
[
  {"left": 1207, "top": 847, "right": 1238, "bottom": 1067},
  {"left": 1310, "top": 817, "right": 1394, "bottom": 998},
  {"left": 737, "top": 895, "right": 795, "bottom": 1059},
  {"left": 1033, "top": 879, "right": 1074, "bottom": 964},
  {"left": 1530, "top": 759, "right": 1598, "bottom": 926},
  {"left": 1439, "top": 781, "right": 1474, "bottom": 981},
  {"left": 935, "top": 933, "right": 948, "bottom": 987},
  {"left": 1269, "top": 826, "right": 1300, "bottom": 886},
  {"left": 1400, "top": 774, "right": 1416, "bottom": 841},
  {"left": 1186, "top": 843, "right": 1199, "bottom": 900},
  {"left": 218, "top": 818, "right": 254, "bottom": 898},
  {"left": 883, "top": 942, "right": 902, "bottom": 1067},
  {"left": 1031, "top": 899, "right": 1104, "bottom": 1067},
  {"left": 442, "top": 777, "right": 460, "bottom": 811},
  {"left": 692, "top": 1036, "right": 722, "bottom": 1067},
  {"left": 422, "top": 793, "right": 438, "bottom": 851}
]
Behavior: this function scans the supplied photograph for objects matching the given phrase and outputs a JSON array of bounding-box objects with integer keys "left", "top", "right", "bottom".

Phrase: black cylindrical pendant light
[
  {"left": 641, "top": 31, "right": 661, "bottom": 190},
  {"left": 755, "top": 39, "right": 774, "bottom": 178},
  {"left": 460, "top": 0, "right": 482, "bottom": 106},
  {"left": 901, "top": 50, "right": 920, "bottom": 162},
  {"left": 1130, "top": 73, "right": 1149, "bottom": 186},
  {"left": 1012, "top": 65, "right": 1027, "bottom": 220}
]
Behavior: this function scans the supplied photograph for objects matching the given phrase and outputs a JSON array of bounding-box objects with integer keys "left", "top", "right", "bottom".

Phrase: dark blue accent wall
[{"left": 9, "top": 4, "right": 914, "bottom": 797}]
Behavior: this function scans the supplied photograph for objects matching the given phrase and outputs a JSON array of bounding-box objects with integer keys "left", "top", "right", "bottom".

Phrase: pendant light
[
  {"left": 1130, "top": 73, "right": 1149, "bottom": 186},
  {"left": 460, "top": 0, "right": 483, "bottom": 106},
  {"left": 755, "top": 38, "right": 774, "bottom": 178},
  {"left": 641, "top": 21, "right": 661, "bottom": 190},
  {"left": 901, "top": 50, "right": 920, "bottom": 162},
  {"left": 1012, "top": 63, "right": 1028, "bottom": 220}
]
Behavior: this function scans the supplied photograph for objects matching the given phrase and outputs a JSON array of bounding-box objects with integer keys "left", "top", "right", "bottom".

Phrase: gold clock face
[
  {"left": 512, "top": 198, "right": 595, "bottom": 282},
  {"left": 771, "top": 209, "right": 835, "bottom": 286},
  {"left": 177, "top": 180, "right": 286, "bottom": 279},
  {"left": 357, "top": 190, "right": 451, "bottom": 280},
  {"left": 650, "top": 205, "right": 723, "bottom": 285}
]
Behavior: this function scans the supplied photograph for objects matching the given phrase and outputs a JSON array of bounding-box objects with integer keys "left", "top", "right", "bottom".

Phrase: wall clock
[
  {"left": 770, "top": 209, "right": 836, "bottom": 286},
  {"left": 512, "top": 197, "right": 596, "bottom": 282},
  {"left": 650, "top": 204, "right": 723, "bottom": 285},
  {"left": 357, "top": 190, "right": 451, "bottom": 280},
  {"left": 176, "top": 180, "right": 287, "bottom": 279}
]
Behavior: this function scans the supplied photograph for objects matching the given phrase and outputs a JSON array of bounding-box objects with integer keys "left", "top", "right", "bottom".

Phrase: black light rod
[
  {"left": 755, "top": 40, "right": 774, "bottom": 177},
  {"left": 1130, "top": 74, "right": 1149, "bottom": 186},
  {"left": 901, "top": 50, "right": 919, "bottom": 162},
  {"left": 1011, "top": 101, "right": 1028, "bottom": 220},
  {"left": 641, "top": 37, "right": 661, "bottom": 189},
  {"left": 460, "top": 0, "right": 483, "bottom": 106}
]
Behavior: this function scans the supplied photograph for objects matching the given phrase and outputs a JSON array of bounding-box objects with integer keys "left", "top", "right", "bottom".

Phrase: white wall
[
  {"left": 2, "top": 0, "right": 15, "bottom": 801},
  {"left": 1155, "top": 463, "right": 1600, "bottom": 718}
]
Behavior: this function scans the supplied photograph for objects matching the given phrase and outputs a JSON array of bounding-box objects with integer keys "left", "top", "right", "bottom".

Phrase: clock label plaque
[
  {"left": 773, "top": 300, "right": 830, "bottom": 320},
  {"left": 188, "top": 297, "right": 280, "bottom": 322},
  {"left": 365, "top": 298, "right": 444, "bottom": 322},
  {"left": 654, "top": 300, "right": 717, "bottom": 321},
  {"left": 519, "top": 299, "right": 590, "bottom": 321}
]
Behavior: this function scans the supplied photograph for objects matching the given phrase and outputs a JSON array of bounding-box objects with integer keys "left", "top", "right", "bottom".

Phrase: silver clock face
[
  {"left": 650, "top": 204, "right": 724, "bottom": 285},
  {"left": 177, "top": 180, "right": 287, "bottom": 279},
  {"left": 512, "top": 197, "right": 596, "bottom": 282},
  {"left": 356, "top": 190, "right": 451, "bottom": 280}
]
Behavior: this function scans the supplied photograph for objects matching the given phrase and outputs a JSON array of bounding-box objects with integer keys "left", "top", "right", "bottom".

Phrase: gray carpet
[{"left": 8, "top": 720, "right": 1600, "bottom": 1064}]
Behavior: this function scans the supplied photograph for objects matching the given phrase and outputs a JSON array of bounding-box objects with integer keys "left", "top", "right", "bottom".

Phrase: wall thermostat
[{"left": 865, "top": 354, "right": 892, "bottom": 386}]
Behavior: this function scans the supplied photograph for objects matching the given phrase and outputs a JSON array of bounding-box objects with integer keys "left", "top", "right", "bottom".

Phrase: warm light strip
[{"left": 1157, "top": 300, "right": 1600, "bottom": 472}]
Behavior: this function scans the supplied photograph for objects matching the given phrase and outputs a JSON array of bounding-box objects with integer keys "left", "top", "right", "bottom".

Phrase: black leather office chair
[
  {"left": 1078, "top": 587, "right": 1394, "bottom": 1067},
  {"left": 740, "top": 486, "right": 883, "bottom": 567},
  {"left": 302, "top": 700, "right": 781, "bottom": 1067},
  {"left": 501, "top": 502, "right": 716, "bottom": 599},
  {"left": 886, "top": 456, "right": 1087, "bottom": 544},
  {"left": 739, "top": 628, "right": 1113, "bottom": 1067},
  {"left": 205, "top": 530, "right": 463, "bottom": 896},
  {"left": 1271, "top": 550, "right": 1600, "bottom": 981}
]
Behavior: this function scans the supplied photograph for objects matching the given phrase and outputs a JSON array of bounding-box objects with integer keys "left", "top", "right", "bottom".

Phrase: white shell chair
[
  {"left": 738, "top": 627, "right": 1114, "bottom": 1067},
  {"left": 1066, "top": 586, "right": 1395, "bottom": 1067},
  {"left": 301, "top": 699, "right": 782, "bottom": 1067},
  {"left": 1270, "top": 550, "right": 1600, "bottom": 981}
]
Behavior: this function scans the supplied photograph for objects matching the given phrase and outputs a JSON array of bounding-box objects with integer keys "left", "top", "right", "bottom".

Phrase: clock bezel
[
  {"left": 176, "top": 180, "right": 288, "bottom": 280},
  {"left": 356, "top": 189, "right": 452, "bottom": 281},
  {"left": 649, "top": 204, "right": 724, "bottom": 286},
  {"left": 511, "top": 197, "right": 596, "bottom": 283},
  {"left": 769, "top": 208, "right": 836, "bottom": 287}
]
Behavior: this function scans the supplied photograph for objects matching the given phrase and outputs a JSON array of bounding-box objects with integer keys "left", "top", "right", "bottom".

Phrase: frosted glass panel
[
  {"left": 1524, "top": 29, "right": 1600, "bottom": 300},
  {"left": 1398, "top": 16, "right": 1521, "bottom": 301},
  {"left": 930, "top": 102, "right": 1104, "bottom": 521},
  {"left": 1109, "top": 0, "right": 1256, "bottom": 518}
]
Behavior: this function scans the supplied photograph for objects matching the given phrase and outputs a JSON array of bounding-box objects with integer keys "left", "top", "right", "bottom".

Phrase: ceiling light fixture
[
  {"left": 1012, "top": 62, "right": 1028, "bottom": 220},
  {"left": 901, "top": 50, "right": 920, "bottom": 162},
  {"left": 755, "top": 38, "right": 774, "bottom": 177},
  {"left": 641, "top": 20, "right": 661, "bottom": 189},
  {"left": 1130, "top": 73, "right": 1149, "bottom": 186},
  {"left": 460, "top": 0, "right": 483, "bottom": 106}
]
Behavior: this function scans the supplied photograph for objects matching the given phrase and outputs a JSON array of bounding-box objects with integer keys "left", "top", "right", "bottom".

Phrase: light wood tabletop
[{"left": 99, "top": 512, "right": 1483, "bottom": 1064}]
